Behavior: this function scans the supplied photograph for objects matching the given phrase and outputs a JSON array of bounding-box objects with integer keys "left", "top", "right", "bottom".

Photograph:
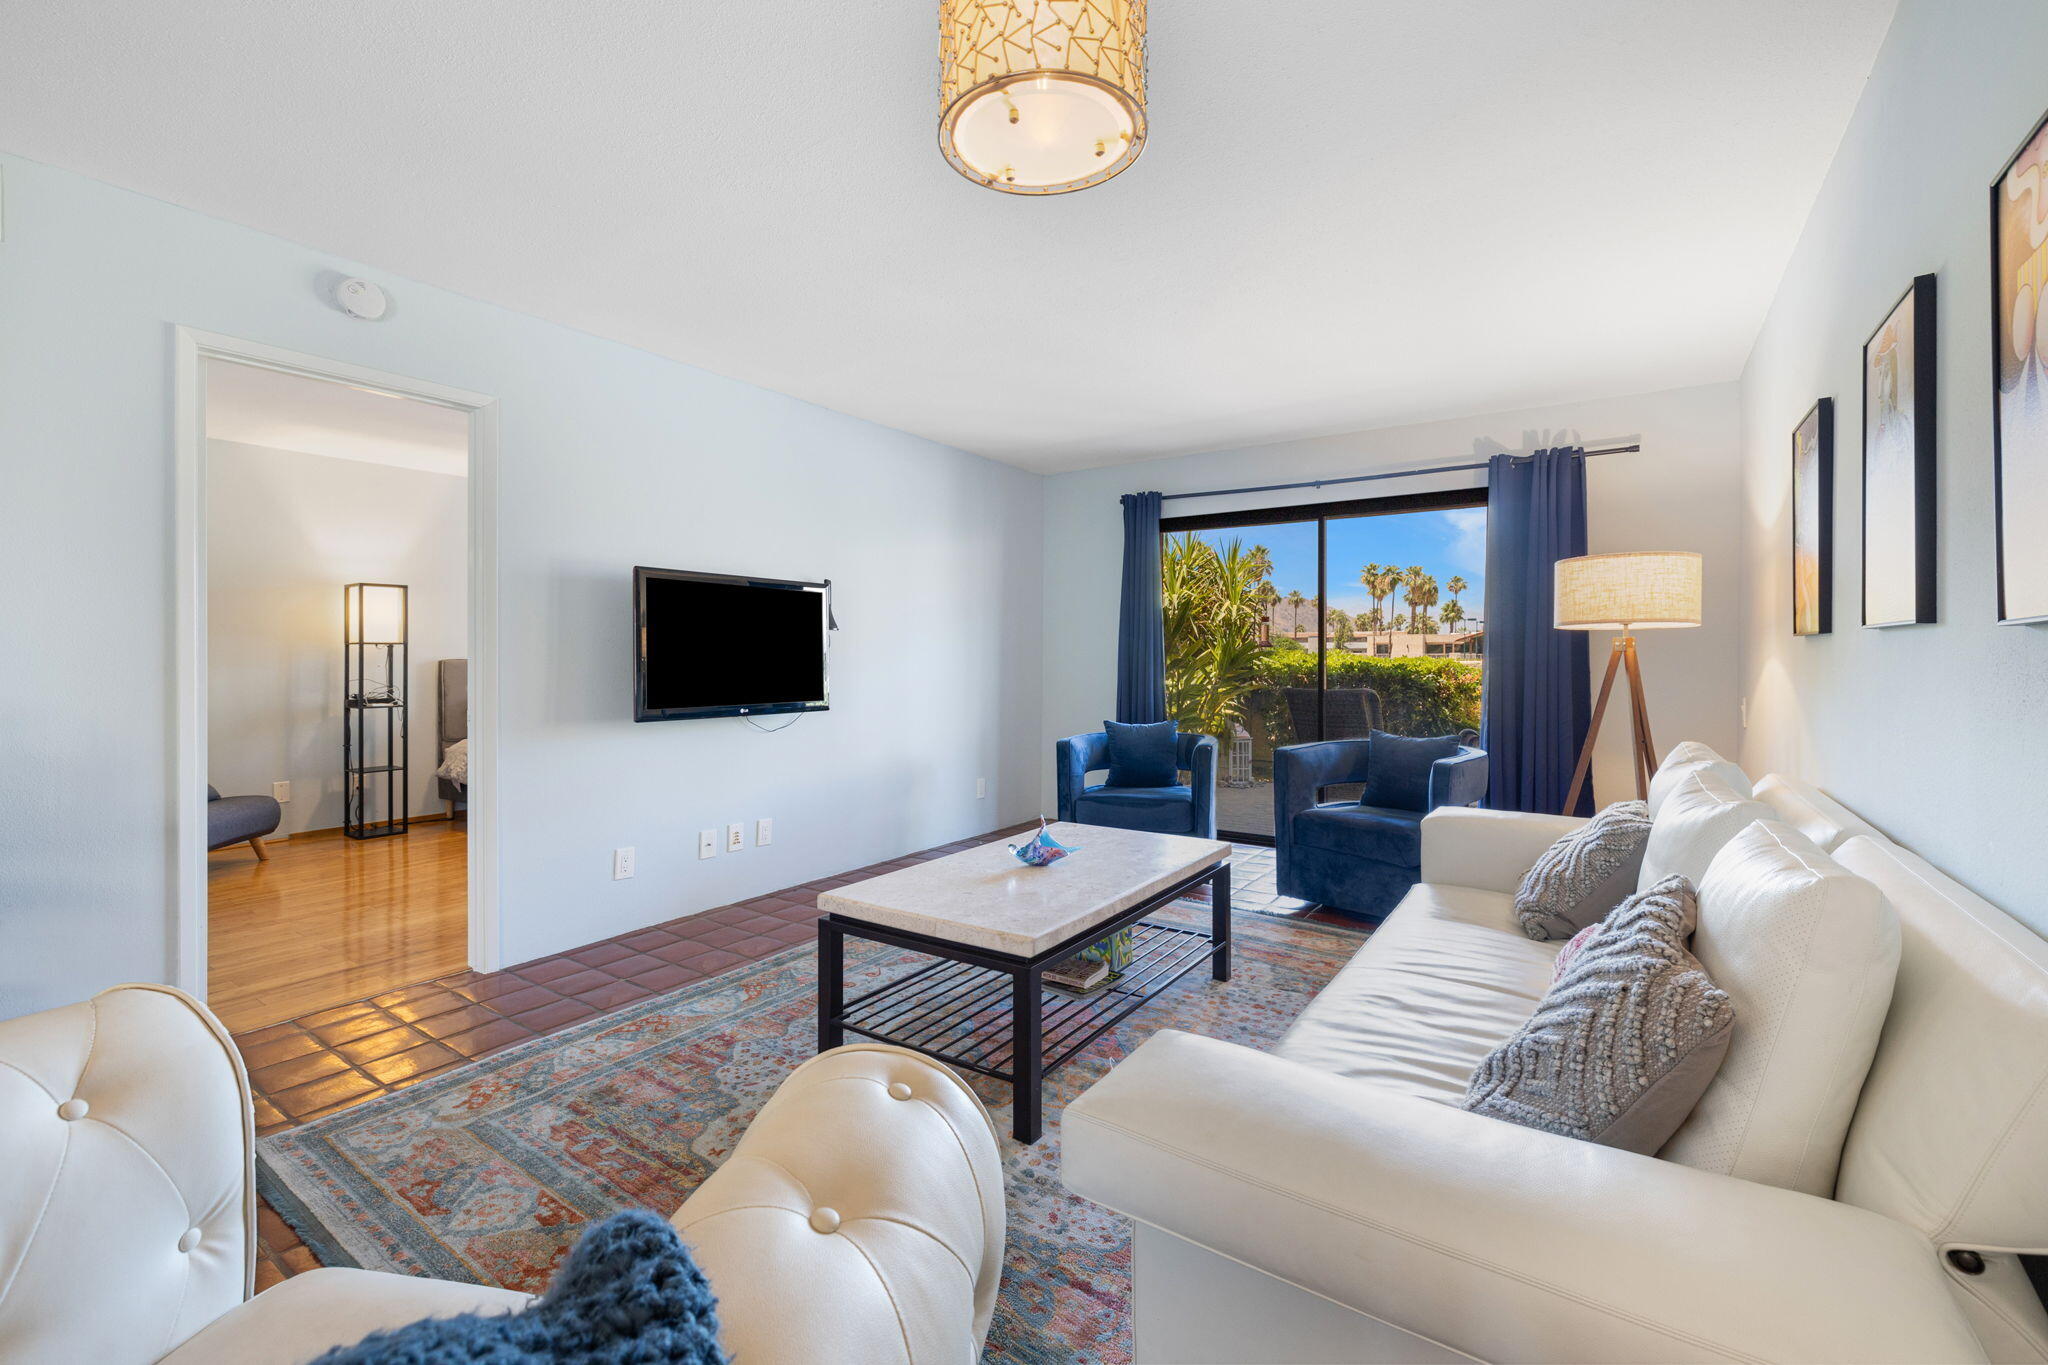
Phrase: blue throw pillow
[
  {"left": 311, "top": 1209, "right": 726, "bottom": 1365},
  {"left": 1103, "top": 719, "right": 1179, "bottom": 788},
  {"left": 1360, "top": 730, "right": 1461, "bottom": 812}
]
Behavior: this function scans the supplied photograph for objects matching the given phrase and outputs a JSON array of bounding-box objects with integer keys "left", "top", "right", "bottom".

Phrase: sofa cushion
[
  {"left": 1293, "top": 803, "right": 1425, "bottom": 865},
  {"left": 1274, "top": 882, "right": 1560, "bottom": 1102},
  {"left": 1513, "top": 799, "right": 1651, "bottom": 940},
  {"left": 159, "top": 1268, "right": 534, "bottom": 1365},
  {"left": 1466, "top": 874, "right": 1734, "bottom": 1155},
  {"left": 1075, "top": 784, "right": 1194, "bottom": 834},
  {"left": 1360, "top": 730, "right": 1459, "bottom": 811},
  {"left": 1659, "top": 821, "right": 1900, "bottom": 1197},
  {"left": 1103, "top": 718, "right": 1179, "bottom": 788},
  {"left": 1647, "top": 740, "right": 1752, "bottom": 817},
  {"left": 1638, "top": 769, "right": 1772, "bottom": 891},
  {"left": 1752, "top": 773, "right": 1883, "bottom": 853}
]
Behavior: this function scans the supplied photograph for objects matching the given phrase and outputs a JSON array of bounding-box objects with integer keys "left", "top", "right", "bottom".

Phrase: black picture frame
[
  {"left": 1861, "top": 273, "right": 1938, "bottom": 627},
  {"left": 1792, "top": 398, "right": 1834, "bottom": 636},
  {"left": 1991, "top": 106, "right": 2048, "bottom": 625}
]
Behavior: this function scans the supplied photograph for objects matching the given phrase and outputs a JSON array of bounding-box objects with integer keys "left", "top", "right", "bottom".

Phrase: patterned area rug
[{"left": 258, "top": 898, "right": 1366, "bottom": 1364}]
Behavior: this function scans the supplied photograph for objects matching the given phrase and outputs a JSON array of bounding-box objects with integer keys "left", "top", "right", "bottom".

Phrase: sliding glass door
[{"left": 1161, "top": 488, "right": 1487, "bottom": 842}]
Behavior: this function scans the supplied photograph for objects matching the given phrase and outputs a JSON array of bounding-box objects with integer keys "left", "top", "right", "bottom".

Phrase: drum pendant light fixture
[{"left": 939, "top": 0, "right": 1147, "bottom": 195}]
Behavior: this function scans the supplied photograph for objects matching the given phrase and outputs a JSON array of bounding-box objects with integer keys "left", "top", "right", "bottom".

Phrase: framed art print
[
  {"left": 1862, "top": 273, "right": 1937, "bottom": 627},
  {"left": 1793, "top": 398, "right": 1834, "bottom": 636},
  {"left": 1993, "top": 107, "right": 2048, "bottom": 623}
]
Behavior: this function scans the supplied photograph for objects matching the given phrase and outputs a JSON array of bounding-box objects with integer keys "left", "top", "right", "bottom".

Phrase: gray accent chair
[{"left": 207, "top": 785, "right": 281, "bottom": 861}]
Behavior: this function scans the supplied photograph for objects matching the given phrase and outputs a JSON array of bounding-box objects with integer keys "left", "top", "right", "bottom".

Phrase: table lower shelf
[{"left": 832, "top": 919, "right": 1218, "bottom": 1082}]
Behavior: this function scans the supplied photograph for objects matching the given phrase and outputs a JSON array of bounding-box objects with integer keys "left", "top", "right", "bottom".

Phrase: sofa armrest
[
  {"left": 1418, "top": 804, "right": 1585, "bottom": 893},
  {"left": 1177, "top": 732, "right": 1218, "bottom": 838},
  {"left": 1055, "top": 732, "right": 1109, "bottom": 822},
  {"left": 1426, "top": 745, "right": 1487, "bottom": 810},
  {"left": 1063, "top": 1031, "right": 1984, "bottom": 1365}
]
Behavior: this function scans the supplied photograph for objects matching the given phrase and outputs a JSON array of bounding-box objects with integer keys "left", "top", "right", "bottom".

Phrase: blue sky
[{"left": 1187, "top": 507, "right": 1487, "bottom": 624}]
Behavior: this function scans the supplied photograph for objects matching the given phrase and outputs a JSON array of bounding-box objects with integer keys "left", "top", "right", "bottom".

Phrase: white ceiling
[
  {"left": 4, "top": 2, "right": 1893, "bottom": 473},
  {"left": 205, "top": 359, "right": 470, "bottom": 476}
]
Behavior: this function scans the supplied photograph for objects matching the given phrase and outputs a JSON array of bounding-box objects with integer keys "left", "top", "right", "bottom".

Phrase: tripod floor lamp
[{"left": 1556, "top": 551, "right": 1703, "bottom": 812}]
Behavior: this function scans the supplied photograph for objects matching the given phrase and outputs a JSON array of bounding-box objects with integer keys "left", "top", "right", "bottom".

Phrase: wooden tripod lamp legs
[{"left": 1562, "top": 634, "right": 1660, "bottom": 815}]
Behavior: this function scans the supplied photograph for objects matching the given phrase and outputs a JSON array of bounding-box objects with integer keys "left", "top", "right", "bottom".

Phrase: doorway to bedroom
[{"left": 201, "top": 357, "right": 475, "bottom": 1036}]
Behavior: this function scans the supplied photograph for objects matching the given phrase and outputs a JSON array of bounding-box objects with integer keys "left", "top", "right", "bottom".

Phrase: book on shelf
[{"left": 1043, "top": 954, "right": 1110, "bottom": 996}]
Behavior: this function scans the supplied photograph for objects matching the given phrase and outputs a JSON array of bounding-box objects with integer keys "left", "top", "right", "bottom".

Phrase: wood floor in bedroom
[{"left": 207, "top": 819, "right": 469, "bottom": 1034}]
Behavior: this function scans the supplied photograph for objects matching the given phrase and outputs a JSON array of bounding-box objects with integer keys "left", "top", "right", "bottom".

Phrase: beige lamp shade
[
  {"left": 345, "top": 583, "right": 407, "bottom": 645},
  {"left": 938, "top": 0, "right": 1146, "bottom": 195},
  {"left": 1554, "top": 552, "right": 1702, "bottom": 630}
]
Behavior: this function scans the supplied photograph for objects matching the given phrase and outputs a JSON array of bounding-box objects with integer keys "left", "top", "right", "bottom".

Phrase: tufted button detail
[
  {"left": 887, "top": 1081, "right": 913, "bottom": 1101},
  {"left": 809, "top": 1207, "right": 841, "bottom": 1234},
  {"left": 56, "top": 1098, "right": 88, "bottom": 1121},
  {"left": 178, "top": 1227, "right": 203, "bottom": 1253}
]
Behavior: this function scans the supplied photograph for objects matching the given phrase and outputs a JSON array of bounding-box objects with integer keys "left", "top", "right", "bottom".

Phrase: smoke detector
[{"left": 335, "top": 277, "right": 390, "bottom": 320}]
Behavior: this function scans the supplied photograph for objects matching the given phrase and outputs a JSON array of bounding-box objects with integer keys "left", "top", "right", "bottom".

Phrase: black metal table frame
[{"left": 818, "top": 859, "right": 1231, "bottom": 1143}]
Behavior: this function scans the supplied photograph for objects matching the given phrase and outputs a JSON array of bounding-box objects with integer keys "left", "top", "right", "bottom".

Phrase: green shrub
[{"left": 1249, "top": 652, "right": 1482, "bottom": 736}]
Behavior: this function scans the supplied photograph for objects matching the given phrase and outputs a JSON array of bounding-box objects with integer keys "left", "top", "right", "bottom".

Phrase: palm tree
[
  {"left": 1360, "top": 562, "right": 1399, "bottom": 654},
  {"left": 1403, "top": 567, "right": 1437, "bottom": 634},
  {"left": 1285, "top": 588, "right": 1308, "bottom": 637},
  {"left": 1440, "top": 600, "right": 1467, "bottom": 635},
  {"left": 1326, "top": 608, "right": 1354, "bottom": 649},
  {"left": 1161, "top": 534, "right": 1277, "bottom": 739}
]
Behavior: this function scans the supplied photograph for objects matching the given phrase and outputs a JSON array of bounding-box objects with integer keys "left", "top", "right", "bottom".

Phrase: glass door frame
[{"left": 1161, "top": 485, "right": 1488, "bottom": 844}]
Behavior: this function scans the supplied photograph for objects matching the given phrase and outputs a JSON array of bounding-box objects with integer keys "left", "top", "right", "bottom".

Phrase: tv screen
[{"left": 634, "top": 567, "right": 830, "bottom": 721}]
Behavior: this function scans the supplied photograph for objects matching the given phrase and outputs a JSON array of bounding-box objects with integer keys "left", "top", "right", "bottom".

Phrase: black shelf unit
[{"left": 343, "top": 582, "right": 410, "bottom": 840}]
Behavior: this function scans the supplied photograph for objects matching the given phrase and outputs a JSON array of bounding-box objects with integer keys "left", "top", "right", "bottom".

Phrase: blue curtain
[
  {"left": 1479, "top": 450, "right": 1591, "bottom": 815},
  {"left": 1116, "top": 491, "right": 1167, "bottom": 724}
]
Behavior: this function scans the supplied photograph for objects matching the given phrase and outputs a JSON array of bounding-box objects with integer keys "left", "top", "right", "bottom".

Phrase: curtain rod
[{"left": 1157, "top": 444, "right": 1642, "bottom": 503}]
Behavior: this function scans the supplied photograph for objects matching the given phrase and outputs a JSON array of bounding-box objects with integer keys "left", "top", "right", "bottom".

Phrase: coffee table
[{"left": 816, "top": 822, "right": 1233, "bottom": 1143}]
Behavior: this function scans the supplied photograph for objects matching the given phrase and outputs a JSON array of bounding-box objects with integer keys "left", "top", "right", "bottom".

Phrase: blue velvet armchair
[
  {"left": 1273, "top": 738, "right": 1487, "bottom": 918},
  {"left": 1056, "top": 731, "right": 1218, "bottom": 839}
]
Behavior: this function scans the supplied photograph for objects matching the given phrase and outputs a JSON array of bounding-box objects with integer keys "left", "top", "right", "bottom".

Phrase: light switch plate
[
  {"left": 755, "top": 817, "right": 773, "bottom": 846},
  {"left": 698, "top": 829, "right": 718, "bottom": 859},
  {"left": 273, "top": 781, "right": 291, "bottom": 803},
  {"left": 976, "top": 777, "right": 987, "bottom": 799}
]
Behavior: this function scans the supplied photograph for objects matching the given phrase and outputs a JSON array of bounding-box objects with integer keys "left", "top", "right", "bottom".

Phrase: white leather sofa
[
  {"left": 0, "top": 985, "right": 1005, "bottom": 1365},
  {"left": 1065, "top": 744, "right": 2048, "bottom": 1364}
]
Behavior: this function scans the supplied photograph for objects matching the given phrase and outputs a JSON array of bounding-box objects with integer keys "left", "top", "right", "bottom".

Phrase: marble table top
[{"left": 818, "top": 822, "right": 1232, "bottom": 959}]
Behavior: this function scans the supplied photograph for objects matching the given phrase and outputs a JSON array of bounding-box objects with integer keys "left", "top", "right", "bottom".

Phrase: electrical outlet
[
  {"left": 755, "top": 817, "right": 773, "bottom": 846},
  {"left": 698, "top": 829, "right": 718, "bottom": 860},
  {"left": 726, "top": 822, "right": 744, "bottom": 853},
  {"left": 612, "top": 847, "right": 636, "bottom": 880},
  {"left": 273, "top": 780, "right": 291, "bottom": 803},
  {"left": 976, "top": 777, "right": 988, "bottom": 799}
]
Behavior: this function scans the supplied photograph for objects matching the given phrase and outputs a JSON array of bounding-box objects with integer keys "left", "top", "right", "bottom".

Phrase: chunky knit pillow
[
  {"left": 1514, "top": 800, "right": 1652, "bottom": 940},
  {"left": 312, "top": 1209, "right": 726, "bottom": 1365},
  {"left": 1466, "top": 875, "right": 1734, "bottom": 1154}
]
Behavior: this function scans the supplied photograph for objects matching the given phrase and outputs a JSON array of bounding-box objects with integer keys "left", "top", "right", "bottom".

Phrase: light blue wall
[
  {"left": 1738, "top": 0, "right": 2048, "bottom": 934},
  {"left": 0, "top": 153, "right": 1043, "bottom": 1016}
]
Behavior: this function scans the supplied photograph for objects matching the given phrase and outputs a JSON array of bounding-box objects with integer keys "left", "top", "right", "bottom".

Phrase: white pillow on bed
[{"left": 437, "top": 737, "right": 469, "bottom": 785}]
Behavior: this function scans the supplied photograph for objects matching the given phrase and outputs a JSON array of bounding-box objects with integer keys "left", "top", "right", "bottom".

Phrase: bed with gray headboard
[{"left": 437, "top": 658, "right": 467, "bottom": 808}]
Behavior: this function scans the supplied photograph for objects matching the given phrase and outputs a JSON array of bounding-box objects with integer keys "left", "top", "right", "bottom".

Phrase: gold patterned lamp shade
[
  {"left": 1554, "top": 552, "right": 1703, "bottom": 631},
  {"left": 939, "top": 0, "right": 1146, "bottom": 195}
]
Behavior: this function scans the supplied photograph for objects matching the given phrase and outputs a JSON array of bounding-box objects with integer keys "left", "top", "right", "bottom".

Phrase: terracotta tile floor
[{"left": 246, "top": 827, "right": 1358, "bottom": 1288}]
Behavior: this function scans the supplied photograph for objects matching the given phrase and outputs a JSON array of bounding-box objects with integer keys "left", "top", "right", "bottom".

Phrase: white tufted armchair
[{"left": 0, "top": 984, "right": 1006, "bottom": 1365}]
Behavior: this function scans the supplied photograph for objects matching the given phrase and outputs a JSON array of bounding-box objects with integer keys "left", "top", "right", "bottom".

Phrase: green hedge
[{"left": 1249, "top": 652, "right": 1482, "bottom": 736}]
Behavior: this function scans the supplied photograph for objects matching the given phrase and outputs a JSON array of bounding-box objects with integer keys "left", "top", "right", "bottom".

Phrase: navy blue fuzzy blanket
[{"left": 312, "top": 1210, "right": 726, "bottom": 1364}]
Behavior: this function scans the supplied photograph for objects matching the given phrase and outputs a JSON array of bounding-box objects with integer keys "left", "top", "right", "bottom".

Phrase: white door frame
[{"left": 172, "top": 326, "right": 503, "bottom": 997}]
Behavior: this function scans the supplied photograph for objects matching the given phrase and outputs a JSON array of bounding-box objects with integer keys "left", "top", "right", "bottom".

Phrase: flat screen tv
[{"left": 634, "top": 566, "right": 830, "bottom": 721}]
